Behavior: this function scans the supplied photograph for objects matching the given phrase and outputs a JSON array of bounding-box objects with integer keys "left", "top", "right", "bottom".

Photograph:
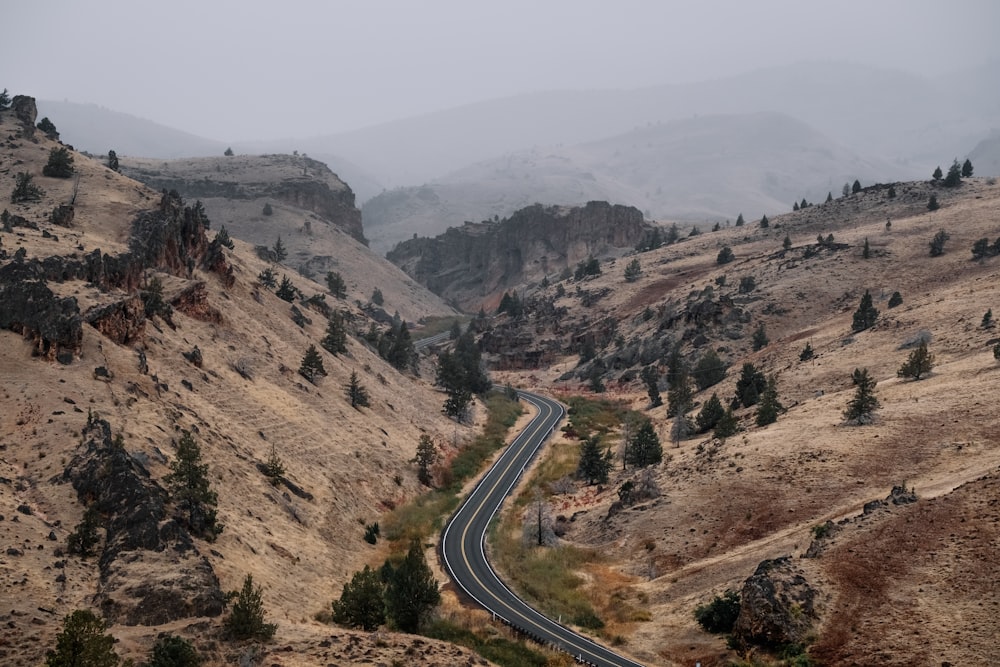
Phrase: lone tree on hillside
[
  {"left": 413, "top": 434, "right": 439, "bottom": 486},
  {"left": 759, "top": 214, "right": 769, "bottom": 229},
  {"left": 578, "top": 434, "right": 613, "bottom": 485},
  {"left": 783, "top": 234, "right": 792, "bottom": 251},
  {"left": 734, "top": 362, "right": 767, "bottom": 408},
  {"left": 326, "top": 271, "right": 347, "bottom": 298},
  {"left": 852, "top": 179, "right": 862, "bottom": 194},
  {"left": 717, "top": 246, "right": 735, "bottom": 264},
  {"left": 384, "top": 540, "right": 440, "bottom": 633},
  {"left": 929, "top": 229, "right": 950, "bottom": 257},
  {"left": 272, "top": 236, "right": 287, "bottom": 263},
  {"left": 799, "top": 342, "right": 815, "bottom": 361},
  {"left": 932, "top": 165, "right": 942, "bottom": 180},
  {"left": 106, "top": 150, "right": 119, "bottom": 172},
  {"left": 624, "top": 258, "right": 642, "bottom": 282},
  {"left": 844, "top": 368, "right": 879, "bottom": 424},
  {"left": 46, "top": 609, "right": 120, "bottom": 667},
  {"left": 371, "top": 287, "right": 384, "bottom": 306},
  {"left": 851, "top": 290, "right": 879, "bottom": 333},
  {"left": 624, "top": 419, "right": 662, "bottom": 468},
  {"left": 298, "top": 344, "right": 327, "bottom": 384},
  {"left": 0, "top": 88, "right": 10, "bottom": 111},
  {"left": 898, "top": 340, "right": 935, "bottom": 380},
  {"left": 224, "top": 574, "right": 276, "bottom": 641},
  {"left": 345, "top": 370, "right": 370, "bottom": 409},
  {"left": 927, "top": 194, "right": 940, "bottom": 211},
  {"left": 263, "top": 444, "right": 285, "bottom": 486},
  {"left": 331, "top": 565, "right": 386, "bottom": 631},
  {"left": 735, "top": 213, "right": 745, "bottom": 227},
  {"left": 961, "top": 159, "right": 974, "bottom": 178},
  {"left": 262, "top": 202, "right": 273, "bottom": 216},
  {"left": 224, "top": 147, "right": 234, "bottom": 156},
  {"left": 276, "top": 274, "right": 297, "bottom": 302},
  {"left": 696, "top": 393, "right": 725, "bottom": 433},
  {"left": 751, "top": 322, "right": 769, "bottom": 351},
  {"left": 165, "top": 430, "right": 222, "bottom": 540}
]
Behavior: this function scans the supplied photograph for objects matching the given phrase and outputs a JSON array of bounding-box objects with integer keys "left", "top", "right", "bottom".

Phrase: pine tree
[
  {"left": 578, "top": 434, "right": 612, "bottom": 485},
  {"left": 943, "top": 159, "right": 962, "bottom": 187},
  {"left": 371, "top": 287, "right": 384, "bottom": 306},
  {"left": 639, "top": 365, "right": 662, "bottom": 407},
  {"left": 225, "top": 574, "right": 276, "bottom": 641},
  {"left": 751, "top": 322, "right": 769, "bottom": 351},
  {"left": 932, "top": 166, "right": 943, "bottom": 181},
  {"left": 276, "top": 274, "right": 297, "bottom": 302},
  {"left": 37, "top": 116, "right": 59, "bottom": 139},
  {"left": 852, "top": 179, "right": 862, "bottom": 194},
  {"left": 844, "top": 368, "right": 879, "bottom": 424},
  {"left": 783, "top": 234, "right": 792, "bottom": 251},
  {"left": 759, "top": 214, "right": 769, "bottom": 229},
  {"left": 851, "top": 290, "right": 879, "bottom": 333},
  {"left": 696, "top": 393, "right": 725, "bottom": 433},
  {"left": 325, "top": 271, "right": 347, "bottom": 298},
  {"left": 825, "top": 191, "right": 833, "bottom": 203},
  {"left": 983, "top": 309, "right": 994, "bottom": 329},
  {"left": 258, "top": 267, "right": 277, "bottom": 289},
  {"left": 755, "top": 375, "right": 783, "bottom": 426},
  {"left": 0, "top": 88, "right": 10, "bottom": 110},
  {"left": 386, "top": 321, "right": 414, "bottom": 371},
  {"left": 735, "top": 213, "right": 745, "bottom": 227},
  {"left": 799, "top": 342, "right": 815, "bottom": 361},
  {"left": 385, "top": 540, "right": 440, "bottom": 633},
  {"left": 666, "top": 371, "right": 693, "bottom": 418},
  {"left": 214, "top": 225, "right": 234, "bottom": 250},
  {"left": 961, "top": 159, "right": 974, "bottom": 178},
  {"left": 624, "top": 258, "right": 641, "bottom": 282},
  {"left": 413, "top": 435, "right": 438, "bottom": 486},
  {"left": 716, "top": 246, "right": 735, "bottom": 264},
  {"left": 793, "top": 201, "right": 800, "bottom": 211},
  {"left": 106, "top": 150, "right": 119, "bottom": 172},
  {"left": 331, "top": 565, "right": 386, "bottom": 631},
  {"left": 888, "top": 291, "right": 903, "bottom": 308},
  {"left": 862, "top": 237, "right": 870, "bottom": 259},
  {"left": 345, "top": 370, "right": 370, "bottom": 409},
  {"left": 714, "top": 407, "right": 739, "bottom": 439},
  {"left": 298, "top": 344, "right": 327, "bottom": 384},
  {"left": 263, "top": 444, "right": 285, "bottom": 486},
  {"left": 927, "top": 194, "right": 940, "bottom": 211},
  {"left": 897, "top": 340, "right": 934, "bottom": 380},
  {"left": 272, "top": 236, "right": 287, "bottom": 263},
  {"left": 321, "top": 311, "right": 348, "bottom": 356},
  {"left": 625, "top": 419, "right": 662, "bottom": 468},
  {"left": 165, "top": 430, "right": 221, "bottom": 540},
  {"left": 443, "top": 386, "right": 472, "bottom": 422},
  {"left": 42, "top": 146, "right": 75, "bottom": 178},
  {"left": 692, "top": 348, "right": 727, "bottom": 390},
  {"left": 842, "top": 183, "right": 851, "bottom": 198},
  {"left": 46, "top": 609, "right": 120, "bottom": 667},
  {"left": 734, "top": 362, "right": 767, "bottom": 408}
]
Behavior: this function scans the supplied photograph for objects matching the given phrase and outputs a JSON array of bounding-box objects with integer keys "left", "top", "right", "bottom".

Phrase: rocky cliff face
[
  {"left": 387, "top": 201, "right": 651, "bottom": 311},
  {"left": 122, "top": 154, "right": 366, "bottom": 244}
]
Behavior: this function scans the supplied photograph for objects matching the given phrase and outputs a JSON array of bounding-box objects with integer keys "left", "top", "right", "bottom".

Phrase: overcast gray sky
[{"left": 4, "top": 0, "right": 998, "bottom": 141}]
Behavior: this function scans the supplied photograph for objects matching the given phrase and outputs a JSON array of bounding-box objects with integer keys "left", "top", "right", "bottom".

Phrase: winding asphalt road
[{"left": 441, "top": 390, "right": 645, "bottom": 667}]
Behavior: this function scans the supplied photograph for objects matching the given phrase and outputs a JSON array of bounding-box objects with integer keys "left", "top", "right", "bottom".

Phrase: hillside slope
[{"left": 0, "top": 100, "right": 477, "bottom": 666}]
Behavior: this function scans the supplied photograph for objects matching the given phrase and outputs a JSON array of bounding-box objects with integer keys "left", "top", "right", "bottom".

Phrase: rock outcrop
[
  {"left": 387, "top": 201, "right": 651, "bottom": 310},
  {"left": 732, "top": 556, "right": 818, "bottom": 651},
  {"left": 62, "top": 418, "right": 225, "bottom": 625}
]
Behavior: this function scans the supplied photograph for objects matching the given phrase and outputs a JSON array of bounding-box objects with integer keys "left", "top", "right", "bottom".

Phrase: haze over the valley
[{"left": 5, "top": 0, "right": 999, "bottom": 251}]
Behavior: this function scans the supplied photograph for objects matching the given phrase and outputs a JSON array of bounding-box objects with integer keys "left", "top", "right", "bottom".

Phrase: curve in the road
[{"left": 441, "top": 390, "right": 645, "bottom": 667}]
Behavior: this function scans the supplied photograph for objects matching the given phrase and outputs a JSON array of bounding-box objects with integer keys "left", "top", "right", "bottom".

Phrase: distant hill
[
  {"left": 968, "top": 132, "right": 1000, "bottom": 177},
  {"left": 363, "top": 112, "right": 921, "bottom": 254}
]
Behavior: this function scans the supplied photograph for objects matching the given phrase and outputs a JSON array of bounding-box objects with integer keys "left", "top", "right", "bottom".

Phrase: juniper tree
[
  {"left": 799, "top": 342, "right": 815, "bottom": 361},
  {"left": 46, "top": 609, "right": 120, "bottom": 667},
  {"left": 578, "top": 434, "right": 612, "bottom": 485},
  {"left": 37, "top": 116, "right": 58, "bottom": 139},
  {"left": 714, "top": 407, "right": 739, "bottom": 439},
  {"left": 321, "top": 311, "right": 348, "bottom": 356},
  {"left": 826, "top": 191, "right": 833, "bottom": 203},
  {"left": 927, "top": 194, "right": 939, "bottom": 211},
  {"left": 692, "top": 348, "right": 726, "bottom": 390},
  {"left": 897, "top": 340, "right": 934, "bottom": 380},
  {"left": 413, "top": 434, "right": 438, "bottom": 486},
  {"left": 263, "top": 444, "right": 285, "bottom": 486},
  {"left": 331, "top": 565, "right": 386, "bottom": 631},
  {"left": 257, "top": 267, "right": 277, "bottom": 289},
  {"left": 696, "top": 393, "right": 725, "bottom": 433},
  {"left": 272, "top": 236, "right": 287, "bottom": 263},
  {"left": 851, "top": 290, "right": 879, "bottom": 333},
  {"left": 932, "top": 166, "right": 943, "bottom": 181},
  {"left": 298, "top": 344, "right": 326, "bottom": 384},
  {"left": 852, "top": 179, "right": 862, "bottom": 194},
  {"left": 717, "top": 246, "right": 735, "bottom": 264},
  {"left": 345, "top": 370, "right": 370, "bottom": 409},
  {"left": 759, "top": 214, "right": 769, "bottom": 229},
  {"left": 106, "top": 150, "right": 119, "bottom": 172},
  {"left": 147, "top": 635, "right": 201, "bottom": 667},
  {"left": 371, "top": 287, "right": 384, "bottom": 306},
  {"left": 755, "top": 375, "right": 783, "bottom": 426},
  {"left": 624, "top": 258, "right": 642, "bottom": 282},
  {"left": 11, "top": 171, "right": 44, "bottom": 202},
  {"left": 735, "top": 213, "right": 745, "bottom": 227},
  {"left": 751, "top": 322, "right": 769, "bottom": 351},
  {"left": 962, "top": 159, "right": 974, "bottom": 178},
  {"left": 224, "top": 574, "right": 276, "bottom": 641},
  {"left": 734, "top": 362, "right": 767, "bottom": 408},
  {"left": 625, "top": 419, "right": 662, "bottom": 468},
  {"left": 639, "top": 365, "right": 662, "bottom": 407},
  {"left": 165, "top": 430, "right": 221, "bottom": 540},
  {"left": 943, "top": 159, "right": 962, "bottom": 187},
  {"left": 325, "top": 271, "right": 347, "bottom": 298},
  {"left": 276, "top": 275, "right": 297, "bottom": 302},
  {"left": 843, "top": 368, "right": 879, "bottom": 424},
  {"left": 384, "top": 540, "right": 440, "bottom": 633},
  {"left": 929, "top": 230, "right": 950, "bottom": 257}
]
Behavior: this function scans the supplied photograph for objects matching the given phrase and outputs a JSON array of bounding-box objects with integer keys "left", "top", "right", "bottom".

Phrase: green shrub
[
  {"left": 148, "top": 635, "right": 201, "bottom": 667},
  {"left": 694, "top": 589, "right": 741, "bottom": 633}
]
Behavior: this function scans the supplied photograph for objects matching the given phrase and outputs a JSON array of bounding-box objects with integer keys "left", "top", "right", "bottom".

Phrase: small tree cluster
[
  {"left": 696, "top": 393, "right": 725, "bottom": 433},
  {"left": 574, "top": 256, "right": 601, "bottom": 280},
  {"left": 257, "top": 267, "right": 277, "bottom": 289},
  {"left": 37, "top": 116, "right": 59, "bottom": 139},
  {"left": 694, "top": 590, "right": 741, "bottom": 634},
  {"left": 971, "top": 237, "right": 1000, "bottom": 260},
  {"left": 692, "top": 348, "right": 727, "bottom": 390},
  {"left": 383, "top": 540, "right": 441, "bottom": 632},
  {"left": 497, "top": 291, "right": 524, "bottom": 318},
  {"left": 942, "top": 159, "right": 963, "bottom": 187},
  {"left": 733, "top": 362, "right": 767, "bottom": 408},
  {"left": 437, "top": 331, "right": 490, "bottom": 421}
]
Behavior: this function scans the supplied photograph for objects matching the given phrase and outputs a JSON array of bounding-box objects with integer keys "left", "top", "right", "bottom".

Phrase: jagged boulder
[
  {"left": 11, "top": 95, "right": 37, "bottom": 135},
  {"left": 62, "top": 418, "right": 225, "bottom": 625},
  {"left": 732, "top": 556, "right": 817, "bottom": 650},
  {"left": 85, "top": 296, "right": 146, "bottom": 345},
  {"left": 0, "top": 261, "right": 82, "bottom": 362}
]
